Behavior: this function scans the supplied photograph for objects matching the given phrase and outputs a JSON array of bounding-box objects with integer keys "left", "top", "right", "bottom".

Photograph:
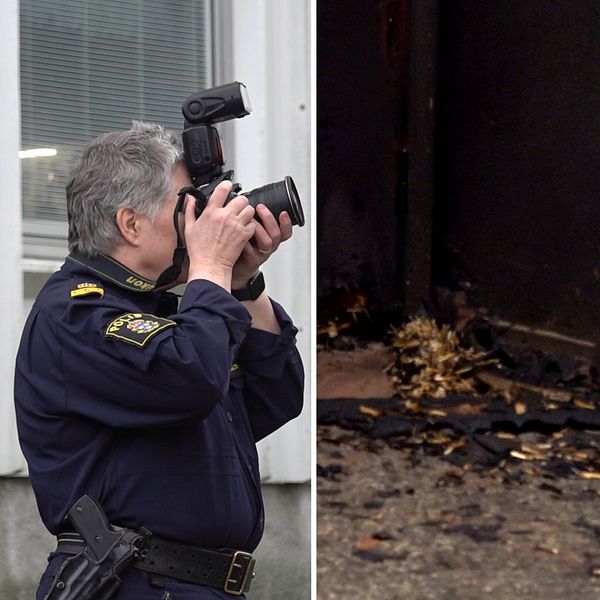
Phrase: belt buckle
[{"left": 224, "top": 550, "right": 256, "bottom": 595}]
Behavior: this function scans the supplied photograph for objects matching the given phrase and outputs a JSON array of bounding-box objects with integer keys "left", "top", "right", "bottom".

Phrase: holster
[{"left": 44, "top": 495, "right": 149, "bottom": 600}]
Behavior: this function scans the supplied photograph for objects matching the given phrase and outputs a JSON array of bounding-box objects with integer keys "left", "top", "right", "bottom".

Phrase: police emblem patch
[
  {"left": 105, "top": 313, "right": 176, "bottom": 347},
  {"left": 127, "top": 319, "right": 159, "bottom": 334}
]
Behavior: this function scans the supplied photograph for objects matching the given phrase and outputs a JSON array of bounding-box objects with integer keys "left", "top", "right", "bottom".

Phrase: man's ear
[{"left": 115, "top": 207, "right": 141, "bottom": 247}]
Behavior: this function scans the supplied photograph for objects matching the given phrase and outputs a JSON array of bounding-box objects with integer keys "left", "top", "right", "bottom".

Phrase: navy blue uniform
[{"left": 14, "top": 254, "right": 304, "bottom": 599}]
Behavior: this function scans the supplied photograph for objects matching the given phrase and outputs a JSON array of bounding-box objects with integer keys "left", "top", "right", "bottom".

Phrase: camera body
[{"left": 181, "top": 82, "right": 304, "bottom": 226}]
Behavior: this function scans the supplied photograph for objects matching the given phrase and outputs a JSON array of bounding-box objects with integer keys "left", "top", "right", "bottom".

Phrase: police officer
[{"left": 14, "top": 121, "right": 304, "bottom": 599}]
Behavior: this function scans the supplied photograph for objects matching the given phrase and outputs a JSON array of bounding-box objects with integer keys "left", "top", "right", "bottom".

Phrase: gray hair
[{"left": 67, "top": 121, "right": 184, "bottom": 256}]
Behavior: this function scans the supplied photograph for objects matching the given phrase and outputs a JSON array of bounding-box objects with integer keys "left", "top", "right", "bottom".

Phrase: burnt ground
[{"left": 317, "top": 345, "right": 600, "bottom": 600}]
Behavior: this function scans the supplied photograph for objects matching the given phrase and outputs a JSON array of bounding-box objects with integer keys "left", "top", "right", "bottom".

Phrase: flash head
[
  {"left": 180, "top": 81, "right": 305, "bottom": 227},
  {"left": 182, "top": 82, "right": 252, "bottom": 125}
]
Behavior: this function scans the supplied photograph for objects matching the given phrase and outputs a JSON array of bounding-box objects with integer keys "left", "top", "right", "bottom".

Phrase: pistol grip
[{"left": 67, "top": 495, "right": 123, "bottom": 562}]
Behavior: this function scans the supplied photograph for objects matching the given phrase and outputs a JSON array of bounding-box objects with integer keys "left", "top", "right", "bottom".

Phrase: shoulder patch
[
  {"left": 105, "top": 312, "right": 176, "bottom": 347},
  {"left": 71, "top": 282, "right": 104, "bottom": 299}
]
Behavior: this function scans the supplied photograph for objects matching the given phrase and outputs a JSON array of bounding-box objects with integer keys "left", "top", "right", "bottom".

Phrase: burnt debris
[{"left": 318, "top": 289, "right": 600, "bottom": 479}]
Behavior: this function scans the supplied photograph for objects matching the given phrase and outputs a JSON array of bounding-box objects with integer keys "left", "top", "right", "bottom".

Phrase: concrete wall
[{"left": 0, "top": 478, "right": 310, "bottom": 599}]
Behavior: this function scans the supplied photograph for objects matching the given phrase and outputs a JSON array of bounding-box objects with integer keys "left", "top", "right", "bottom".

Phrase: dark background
[
  {"left": 318, "top": 0, "right": 600, "bottom": 343},
  {"left": 435, "top": 0, "right": 600, "bottom": 340},
  {"left": 317, "top": 0, "right": 408, "bottom": 307}
]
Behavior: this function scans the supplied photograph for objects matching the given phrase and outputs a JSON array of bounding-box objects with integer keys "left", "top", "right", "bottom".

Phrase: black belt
[{"left": 56, "top": 532, "right": 256, "bottom": 596}]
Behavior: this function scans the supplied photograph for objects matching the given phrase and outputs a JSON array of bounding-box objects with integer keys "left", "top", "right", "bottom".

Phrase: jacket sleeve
[
  {"left": 234, "top": 299, "right": 305, "bottom": 441},
  {"left": 39, "top": 280, "right": 253, "bottom": 428}
]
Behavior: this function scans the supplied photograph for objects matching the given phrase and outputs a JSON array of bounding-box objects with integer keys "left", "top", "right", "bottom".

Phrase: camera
[{"left": 181, "top": 82, "right": 305, "bottom": 227}]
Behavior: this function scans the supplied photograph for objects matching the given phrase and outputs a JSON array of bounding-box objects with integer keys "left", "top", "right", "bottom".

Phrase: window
[{"left": 20, "top": 0, "right": 212, "bottom": 260}]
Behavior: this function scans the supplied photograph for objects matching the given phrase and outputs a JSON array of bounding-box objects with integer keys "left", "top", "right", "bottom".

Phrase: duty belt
[{"left": 56, "top": 532, "right": 256, "bottom": 596}]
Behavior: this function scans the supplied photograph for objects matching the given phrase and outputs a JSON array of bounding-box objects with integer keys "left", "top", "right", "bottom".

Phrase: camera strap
[
  {"left": 154, "top": 186, "right": 203, "bottom": 288},
  {"left": 154, "top": 195, "right": 187, "bottom": 288},
  {"left": 155, "top": 170, "right": 237, "bottom": 288}
]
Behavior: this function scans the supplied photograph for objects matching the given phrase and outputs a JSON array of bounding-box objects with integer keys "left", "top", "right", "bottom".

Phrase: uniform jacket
[{"left": 14, "top": 252, "right": 304, "bottom": 554}]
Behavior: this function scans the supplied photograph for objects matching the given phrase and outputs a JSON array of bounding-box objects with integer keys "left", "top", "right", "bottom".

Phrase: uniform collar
[{"left": 66, "top": 250, "right": 158, "bottom": 293}]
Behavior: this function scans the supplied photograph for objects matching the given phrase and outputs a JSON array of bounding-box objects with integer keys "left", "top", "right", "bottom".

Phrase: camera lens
[{"left": 243, "top": 176, "right": 305, "bottom": 227}]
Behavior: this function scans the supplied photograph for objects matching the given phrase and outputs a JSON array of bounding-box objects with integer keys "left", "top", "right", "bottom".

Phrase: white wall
[
  {"left": 225, "top": 0, "right": 312, "bottom": 482},
  {"left": 0, "top": 0, "right": 25, "bottom": 475}
]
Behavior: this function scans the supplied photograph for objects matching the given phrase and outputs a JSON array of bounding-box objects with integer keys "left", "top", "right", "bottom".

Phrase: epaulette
[{"left": 70, "top": 282, "right": 104, "bottom": 299}]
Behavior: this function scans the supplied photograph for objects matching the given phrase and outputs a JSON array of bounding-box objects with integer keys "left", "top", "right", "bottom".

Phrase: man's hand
[
  {"left": 231, "top": 203, "right": 293, "bottom": 290},
  {"left": 184, "top": 181, "right": 256, "bottom": 290}
]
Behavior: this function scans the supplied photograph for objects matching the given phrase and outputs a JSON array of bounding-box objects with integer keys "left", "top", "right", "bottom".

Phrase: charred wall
[
  {"left": 318, "top": 0, "right": 600, "bottom": 344},
  {"left": 434, "top": 1, "right": 600, "bottom": 342},
  {"left": 317, "top": 0, "right": 409, "bottom": 311}
]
